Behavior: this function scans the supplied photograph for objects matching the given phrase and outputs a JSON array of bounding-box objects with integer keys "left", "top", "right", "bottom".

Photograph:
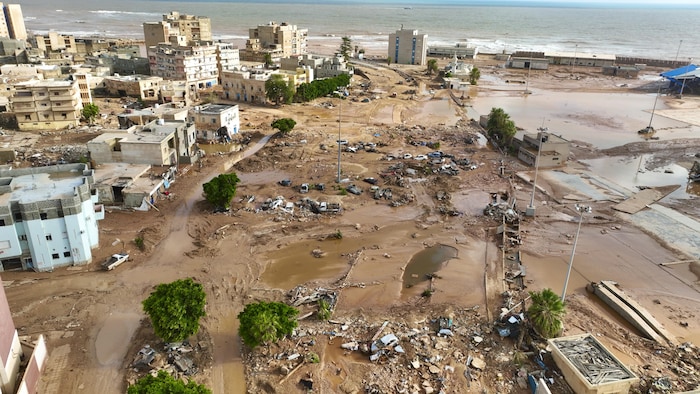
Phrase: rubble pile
[
  {"left": 126, "top": 340, "right": 210, "bottom": 387},
  {"left": 242, "top": 306, "right": 576, "bottom": 393}
]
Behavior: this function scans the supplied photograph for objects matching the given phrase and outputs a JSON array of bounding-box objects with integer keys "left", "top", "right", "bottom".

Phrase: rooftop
[
  {"left": 0, "top": 165, "right": 89, "bottom": 205},
  {"left": 192, "top": 103, "right": 237, "bottom": 114}
]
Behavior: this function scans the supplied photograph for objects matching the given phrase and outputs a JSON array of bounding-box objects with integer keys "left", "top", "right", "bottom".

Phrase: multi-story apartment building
[
  {"left": 72, "top": 73, "right": 93, "bottom": 104},
  {"left": 0, "top": 163, "right": 104, "bottom": 272},
  {"left": 143, "top": 11, "right": 212, "bottom": 48},
  {"left": 148, "top": 43, "right": 218, "bottom": 92},
  {"left": 281, "top": 53, "right": 353, "bottom": 79},
  {"left": 220, "top": 68, "right": 275, "bottom": 105},
  {"left": 11, "top": 80, "right": 84, "bottom": 131},
  {"left": 104, "top": 75, "right": 163, "bottom": 101},
  {"left": 0, "top": 3, "right": 26, "bottom": 40},
  {"left": 215, "top": 42, "right": 240, "bottom": 81},
  {"left": 388, "top": 27, "right": 428, "bottom": 66},
  {"left": 189, "top": 103, "right": 239, "bottom": 141},
  {"left": 30, "top": 32, "right": 78, "bottom": 55},
  {"left": 242, "top": 22, "right": 307, "bottom": 61}
]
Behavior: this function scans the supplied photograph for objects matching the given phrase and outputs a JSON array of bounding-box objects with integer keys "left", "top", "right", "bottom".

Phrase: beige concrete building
[
  {"left": 31, "top": 32, "right": 78, "bottom": 54},
  {"left": 388, "top": 28, "right": 427, "bottom": 66},
  {"left": 220, "top": 68, "right": 274, "bottom": 105},
  {"left": 72, "top": 73, "right": 93, "bottom": 104},
  {"left": 159, "top": 80, "right": 192, "bottom": 107},
  {"left": 281, "top": 53, "right": 352, "bottom": 79},
  {"left": 11, "top": 80, "right": 84, "bottom": 131},
  {"left": 88, "top": 119, "right": 196, "bottom": 166},
  {"left": 0, "top": 3, "right": 26, "bottom": 40},
  {"left": 517, "top": 132, "right": 570, "bottom": 168},
  {"left": 242, "top": 21, "right": 307, "bottom": 61},
  {"left": 189, "top": 103, "right": 239, "bottom": 141},
  {"left": 428, "top": 43, "right": 478, "bottom": 59},
  {"left": 104, "top": 75, "right": 163, "bottom": 101},
  {"left": 143, "top": 11, "right": 212, "bottom": 48},
  {"left": 148, "top": 43, "right": 218, "bottom": 91}
]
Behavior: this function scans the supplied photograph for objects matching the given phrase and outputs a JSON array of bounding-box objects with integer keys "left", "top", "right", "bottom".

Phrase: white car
[
  {"left": 415, "top": 154, "right": 427, "bottom": 161},
  {"left": 403, "top": 153, "right": 413, "bottom": 159}
]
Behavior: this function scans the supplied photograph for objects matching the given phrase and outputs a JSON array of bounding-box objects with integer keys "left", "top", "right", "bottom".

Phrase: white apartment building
[
  {"left": 0, "top": 163, "right": 104, "bottom": 272},
  {"left": 148, "top": 43, "right": 218, "bottom": 91},
  {"left": 189, "top": 103, "right": 239, "bottom": 141},
  {"left": 11, "top": 80, "right": 84, "bottom": 131},
  {"left": 388, "top": 28, "right": 428, "bottom": 66}
]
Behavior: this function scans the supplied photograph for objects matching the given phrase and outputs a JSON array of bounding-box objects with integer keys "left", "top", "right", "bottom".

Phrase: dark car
[
  {"left": 346, "top": 184, "right": 362, "bottom": 195},
  {"left": 278, "top": 179, "right": 292, "bottom": 186},
  {"left": 363, "top": 177, "right": 378, "bottom": 185}
]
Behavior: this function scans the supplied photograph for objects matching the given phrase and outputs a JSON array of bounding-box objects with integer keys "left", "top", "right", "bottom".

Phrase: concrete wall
[
  {"left": 16, "top": 335, "right": 47, "bottom": 394},
  {"left": 0, "top": 276, "right": 22, "bottom": 394}
]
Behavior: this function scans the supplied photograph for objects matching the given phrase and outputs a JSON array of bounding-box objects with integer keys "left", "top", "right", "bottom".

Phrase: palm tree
[
  {"left": 469, "top": 67, "right": 481, "bottom": 85},
  {"left": 527, "top": 288, "right": 566, "bottom": 338}
]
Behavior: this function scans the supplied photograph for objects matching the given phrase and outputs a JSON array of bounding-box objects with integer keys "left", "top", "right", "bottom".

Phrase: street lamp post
[
  {"left": 337, "top": 98, "right": 342, "bottom": 183},
  {"left": 526, "top": 120, "right": 547, "bottom": 217},
  {"left": 679, "top": 58, "right": 693, "bottom": 99},
  {"left": 674, "top": 39, "right": 683, "bottom": 62},
  {"left": 561, "top": 204, "right": 592, "bottom": 302}
]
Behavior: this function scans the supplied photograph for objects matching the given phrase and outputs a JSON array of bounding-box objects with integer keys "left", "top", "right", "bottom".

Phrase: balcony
[{"left": 12, "top": 93, "right": 36, "bottom": 102}]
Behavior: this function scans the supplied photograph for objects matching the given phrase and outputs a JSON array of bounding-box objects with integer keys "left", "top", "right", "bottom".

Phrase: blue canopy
[{"left": 661, "top": 64, "right": 698, "bottom": 79}]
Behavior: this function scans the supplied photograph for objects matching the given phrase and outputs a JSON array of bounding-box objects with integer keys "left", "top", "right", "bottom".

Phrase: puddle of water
[
  {"left": 471, "top": 92, "right": 696, "bottom": 149},
  {"left": 584, "top": 156, "right": 698, "bottom": 199},
  {"left": 411, "top": 100, "right": 461, "bottom": 126},
  {"left": 95, "top": 312, "right": 141, "bottom": 366},
  {"left": 262, "top": 238, "right": 366, "bottom": 290},
  {"left": 401, "top": 244, "right": 458, "bottom": 290},
  {"left": 199, "top": 143, "right": 243, "bottom": 155}
]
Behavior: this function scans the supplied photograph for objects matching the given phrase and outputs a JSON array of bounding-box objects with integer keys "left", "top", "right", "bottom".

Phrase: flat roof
[
  {"left": 91, "top": 122, "right": 180, "bottom": 144},
  {"left": 545, "top": 51, "right": 616, "bottom": 61},
  {"left": 0, "top": 170, "right": 87, "bottom": 205},
  {"left": 194, "top": 104, "right": 237, "bottom": 114},
  {"left": 92, "top": 162, "right": 151, "bottom": 187}
]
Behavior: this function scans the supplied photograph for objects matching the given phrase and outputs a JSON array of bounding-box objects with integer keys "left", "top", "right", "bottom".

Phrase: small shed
[{"left": 548, "top": 334, "right": 638, "bottom": 394}]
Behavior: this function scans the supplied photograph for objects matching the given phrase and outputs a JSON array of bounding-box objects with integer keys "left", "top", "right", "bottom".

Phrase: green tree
[
  {"left": 142, "top": 278, "right": 207, "bottom": 343},
  {"left": 263, "top": 53, "right": 273, "bottom": 68},
  {"left": 387, "top": 56, "right": 392, "bottom": 66},
  {"left": 238, "top": 301, "right": 298, "bottom": 348},
  {"left": 81, "top": 103, "right": 100, "bottom": 124},
  {"left": 339, "top": 36, "right": 352, "bottom": 62},
  {"left": 469, "top": 67, "right": 481, "bottom": 85},
  {"left": 427, "top": 59, "right": 438, "bottom": 75},
  {"left": 271, "top": 118, "right": 297, "bottom": 134},
  {"left": 202, "top": 172, "right": 240, "bottom": 209},
  {"left": 128, "top": 370, "right": 211, "bottom": 394},
  {"left": 265, "top": 74, "right": 290, "bottom": 106},
  {"left": 527, "top": 288, "right": 566, "bottom": 338},
  {"left": 486, "top": 107, "right": 517, "bottom": 147}
]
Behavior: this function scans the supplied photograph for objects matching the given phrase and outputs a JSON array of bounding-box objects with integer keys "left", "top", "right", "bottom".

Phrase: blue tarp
[{"left": 661, "top": 64, "right": 698, "bottom": 79}]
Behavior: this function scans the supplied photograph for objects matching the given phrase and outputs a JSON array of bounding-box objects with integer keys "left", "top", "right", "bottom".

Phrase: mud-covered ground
[{"left": 2, "top": 57, "right": 700, "bottom": 393}]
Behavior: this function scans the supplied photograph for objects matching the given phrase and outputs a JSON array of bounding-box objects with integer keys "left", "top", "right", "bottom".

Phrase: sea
[{"left": 17, "top": 0, "right": 700, "bottom": 61}]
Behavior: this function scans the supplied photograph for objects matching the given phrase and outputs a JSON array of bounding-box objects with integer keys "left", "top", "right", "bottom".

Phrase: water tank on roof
[{"left": 157, "top": 118, "right": 165, "bottom": 126}]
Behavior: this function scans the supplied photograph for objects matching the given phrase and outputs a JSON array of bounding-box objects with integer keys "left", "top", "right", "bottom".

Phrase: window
[
  {"left": 14, "top": 212, "right": 22, "bottom": 221},
  {"left": 24, "top": 115, "right": 31, "bottom": 120},
  {"left": 63, "top": 251, "right": 71, "bottom": 257},
  {"left": 19, "top": 234, "right": 27, "bottom": 241},
  {"left": 46, "top": 234, "right": 53, "bottom": 241},
  {"left": 40, "top": 213, "right": 48, "bottom": 220},
  {"left": 52, "top": 253, "right": 59, "bottom": 259}
]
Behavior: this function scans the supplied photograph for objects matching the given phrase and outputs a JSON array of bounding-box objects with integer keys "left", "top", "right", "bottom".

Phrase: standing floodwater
[{"left": 402, "top": 244, "right": 458, "bottom": 290}]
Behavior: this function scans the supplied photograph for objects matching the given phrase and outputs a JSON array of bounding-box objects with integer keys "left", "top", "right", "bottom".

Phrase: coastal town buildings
[
  {"left": 189, "top": 103, "right": 239, "bottom": 141},
  {"left": 0, "top": 3, "right": 26, "bottom": 40},
  {"left": 143, "top": 11, "right": 212, "bottom": 48},
  {"left": 241, "top": 22, "right": 307, "bottom": 62},
  {"left": 0, "top": 163, "right": 104, "bottom": 272},
  {"left": 11, "top": 79, "right": 85, "bottom": 131},
  {"left": 215, "top": 42, "right": 241, "bottom": 80},
  {"left": 0, "top": 36, "right": 26, "bottom": 64},
  {"left": 104, "top": 75, "right": 163, "bottom": 102},
  {"left": 159, "top": 80, "right": 192, "bottom": 107},
  {"left": 388, "top": 27, "right": 427, "bottom": 66},
  {"left": 280, "top": 53, "right": 353, "bottom": 79}
]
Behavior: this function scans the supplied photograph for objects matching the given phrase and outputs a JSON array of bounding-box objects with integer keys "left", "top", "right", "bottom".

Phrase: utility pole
[
  {"left": 526, "top": 119, "right": 547, "bottom": 217},
  {"left": 337, "top": 98, "right": 342, "bottom": 183},
  {"left": 561, "top": 204, "right": 592, "bottom": 302},
  {"left": 679, "top": 58, "right": 693, "bottom": 99}
]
